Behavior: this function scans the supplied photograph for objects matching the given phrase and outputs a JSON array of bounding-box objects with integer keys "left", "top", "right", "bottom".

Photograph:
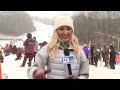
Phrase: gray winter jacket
[{"left": 27, "top": 46, "right": 89, "bottom": 79}]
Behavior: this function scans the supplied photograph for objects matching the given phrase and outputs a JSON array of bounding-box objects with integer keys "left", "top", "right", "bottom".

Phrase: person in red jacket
[
  {"left": 20, "top": 33, "right": 35, "bottom": 67},
  {"left": 4, "top": 44, "right": 10, "bottom": 56},
  {"left": 9, "top": 44, "right": 13, "bottom": 54},
  {"left": 15, "top": 47, "right": 22, "bottom": 60}
]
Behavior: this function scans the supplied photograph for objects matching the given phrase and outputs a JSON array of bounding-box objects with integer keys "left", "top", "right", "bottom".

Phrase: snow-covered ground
[
  {"left": 1, "top": 54, "right": 29, "bottom": 79},
  {"left": 1, "top": 54, "right": 120, "bottom": 79},
  {"left": 89, "top": 64, "right": 120, "bottom": 79}
]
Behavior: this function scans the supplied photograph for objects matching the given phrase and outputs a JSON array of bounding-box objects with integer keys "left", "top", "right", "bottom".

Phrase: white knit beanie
[{"left": 53, "top": 16, "right": 74, "bottom": 32}]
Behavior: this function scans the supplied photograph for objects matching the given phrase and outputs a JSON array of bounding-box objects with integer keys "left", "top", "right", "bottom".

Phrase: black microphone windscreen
[{"left": 64, "top": 49, "right": 70, "bottom": 56}]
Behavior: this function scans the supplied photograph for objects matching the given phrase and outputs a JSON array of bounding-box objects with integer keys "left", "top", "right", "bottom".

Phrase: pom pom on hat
[{"left": 53, "top": 16, "right": 74, "bottom": 32}]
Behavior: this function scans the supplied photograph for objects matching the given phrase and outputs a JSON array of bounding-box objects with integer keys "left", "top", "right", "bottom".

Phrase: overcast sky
[{"left": 25, "top": 11, "right": 74, "bottom": 18}]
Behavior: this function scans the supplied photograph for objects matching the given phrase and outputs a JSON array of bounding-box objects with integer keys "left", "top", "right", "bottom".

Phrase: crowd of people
[
  {"left": 82, "top": 42, "right": 119, "bottom": 69},
  {"left": 0, "top": 34, "right": 47, "bottom": 67}
]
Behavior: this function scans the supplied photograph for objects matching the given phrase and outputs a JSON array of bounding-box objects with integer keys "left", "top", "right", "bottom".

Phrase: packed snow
[
  {"left": 1, "top": 54, "right": 120, "bottom": 79},
  {"left": 1, "top": 54, "right": 29, "bottom": 79}
]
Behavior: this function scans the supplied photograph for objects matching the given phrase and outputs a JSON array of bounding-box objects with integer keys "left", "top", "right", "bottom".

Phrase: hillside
[{"left": 0, "top": 11, "right": 36, "bottom": 36}]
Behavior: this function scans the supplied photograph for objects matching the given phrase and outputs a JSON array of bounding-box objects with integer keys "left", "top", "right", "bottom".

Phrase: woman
[
  {"left": 82, "top": 44, "right": 90, "bottom": 59},
  {"left": 27, "top": 16, "right": 89, "bottom": 79},
  {"left": 4, "top": 44, "right": 10, "bottom": 56}
]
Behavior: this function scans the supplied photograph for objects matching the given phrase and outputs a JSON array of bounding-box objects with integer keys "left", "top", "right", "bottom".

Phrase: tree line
[
  {"left": 0, "top": 11, "right": 36, "bottom": 36},
  {"left": 0, "top": 11, "right": 120, "bottom": 50},
  {"left": 72, "top": 11, "right": 120, "bottom": 51}
]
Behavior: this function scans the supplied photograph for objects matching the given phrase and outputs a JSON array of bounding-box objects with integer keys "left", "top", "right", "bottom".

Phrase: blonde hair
[
  {"left": 0, "top": 49, "right": 2, "bottom": 54},
  {"left": 46, "top": 31, "right": 82, "bottom": 61}
]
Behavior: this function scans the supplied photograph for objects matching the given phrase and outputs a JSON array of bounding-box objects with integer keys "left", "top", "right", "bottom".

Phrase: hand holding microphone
[{"left": 64, "top": 48, "right": 72, "bottom": 75}]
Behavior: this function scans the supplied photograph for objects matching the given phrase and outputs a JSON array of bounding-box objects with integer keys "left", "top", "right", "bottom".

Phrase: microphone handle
[{"left": 67, "top": 64, "right": 72, "bottom": 75}]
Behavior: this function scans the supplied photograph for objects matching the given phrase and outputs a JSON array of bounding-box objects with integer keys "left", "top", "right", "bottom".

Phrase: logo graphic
[{"left": 62, "top": 56, "right": 74, "bottom": 64}]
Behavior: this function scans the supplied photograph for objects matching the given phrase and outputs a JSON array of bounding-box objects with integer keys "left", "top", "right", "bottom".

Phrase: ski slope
[
  {"left": 19, "top": 20, "right": 54, "bottom": 43},
  {"left": 0, "top": 20, "right": 54, "bottom": 48}
]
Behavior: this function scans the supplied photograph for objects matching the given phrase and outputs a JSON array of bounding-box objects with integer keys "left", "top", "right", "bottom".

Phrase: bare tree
[{"left": 72, "top": 11, "right": 120, "bottom": 51}]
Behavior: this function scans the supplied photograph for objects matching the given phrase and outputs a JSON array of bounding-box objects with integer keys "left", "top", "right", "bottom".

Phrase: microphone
[{"left": 64, "top": 48, "right": 72, "bottom": 75}]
